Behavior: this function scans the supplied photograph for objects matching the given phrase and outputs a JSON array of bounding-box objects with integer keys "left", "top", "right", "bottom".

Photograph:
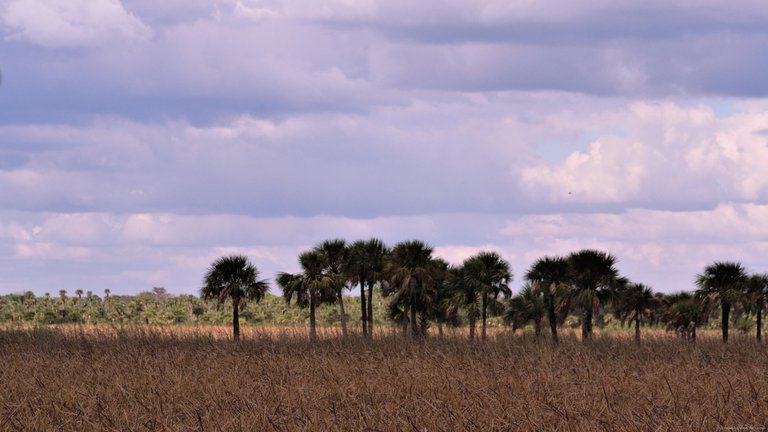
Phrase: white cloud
[
  {"left": 520, "top": 102, "right": 768, "bottom": 204},
  {"left": 3, "top": 0, "right": 152, "bottom": 47}
]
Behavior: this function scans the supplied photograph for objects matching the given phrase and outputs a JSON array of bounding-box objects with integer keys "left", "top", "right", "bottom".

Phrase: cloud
[
  {"left": 2, "top": 0, "right": 152, "bottom": 47},
  {"left": 2, "top": 0, "right": 768, "bottom": 296},
  {"left": 2, "top": 0, "right": 768, "bottom": 126},
  {"left": 1, "top": 99, "right": 768, "bottom": 218},
  {"left": 3, "top": 204, "right": 768, "bottom": 294},
  {"left": 520, "top": 102, "right": 768, "bottom": 205}
]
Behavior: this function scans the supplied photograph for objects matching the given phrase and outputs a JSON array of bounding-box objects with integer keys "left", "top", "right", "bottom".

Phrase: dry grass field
[{"left": 2, "top": 326, "right": 768, "bottom": 431}]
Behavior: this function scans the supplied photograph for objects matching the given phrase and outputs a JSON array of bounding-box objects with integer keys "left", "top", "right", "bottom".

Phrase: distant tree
[
  {"left": 75, "top": 289, "right": 83, "bottom": 300},
  {"left": 277, "top": 250, "right": 336, "bottom": 341},
  {"left": 448, "top": 265, "right": 479, "bottom": 340},
  {"left": 201, "top": 255, "right": 269, "bottom": 341},
  {"left": 506, "top": 285, "right": 546, "bottom": 338},
  {"left": 316, "top": 239, "right": 349, "bottom": 336},
  {"left": 104, "top": 289, "right": 111, "bottom": 299},
  {"left": 746, "top": 274, "right": 768, "bottom": 342},
  {"left": 58, "top": 290, "right": 67, "bottom": 302},
  {"left": 461, "top": 251, "right": 512, "bottom": 340},
  {"left": 695, "top": 261, "right": 747, "bottom": 343},
  {"left": 152, "top": 287, "right": 169, "bottom": 300},
  {"left": 384, "top": 240, "right": 436, "bottom": 338},
  {"left": 346, "top": 238, "right": 388, "bottom": 338},
  {"left": 613, "top": 282, "right": 655, "bottom": 343},
  {"left": 663, "top": 292, "right": 703, "bottom": 341},
  {"left": 568, "top": 249, "right": 619, "bottom": 341},
  {"left": 428, "top": 259, "right": 460, "bottom": 337},
  {"left": 525, "top": 256, "right": 571, "bottom": 344}
]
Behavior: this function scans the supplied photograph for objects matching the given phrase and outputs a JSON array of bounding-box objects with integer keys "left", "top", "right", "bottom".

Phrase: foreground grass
[{"left": 2, "top": 327, "right": 767, "bottom": 431}]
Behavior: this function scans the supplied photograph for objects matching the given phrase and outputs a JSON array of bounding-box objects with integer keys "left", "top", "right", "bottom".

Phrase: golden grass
[{"left": 2, "top": 326, "right": 767, "bottom": 431}]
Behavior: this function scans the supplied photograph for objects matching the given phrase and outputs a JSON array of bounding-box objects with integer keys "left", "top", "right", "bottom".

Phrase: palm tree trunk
[
  {"left": 232, "top": 296, "right": 240, "bottom": 341},
  {"left": 583, "top": 307, "right": 593, "bottom": 341},
  {"left": 438, "top": 321, "right": 444, "bottom": 338},
  {"left": 360, "top": 280, "right": 368, "bottom": 338},
  {"left": 309, "top": 292, "right": 317, "bottom": 342},
  {"left": 634, "top": 309, "right": 641, "bottom": 343},
  {"left": 410, "top": 302, "right": 418, "bottom": 338},
  {"left": 534, "top": 317, "right": 542, "bottom": 340},
  {"left": 722, "top": 300, "right": 730, "bottom": 343},
  {"left": 547, "top": 294, "right": 558, "bottom": 344},
  {"left": 338, "top": 289, "right": 347, "bottom": 337},
  {"left": 469, "top": 313, "right": 476, "bottom": 341},
  {"left": 367, "top": 283, "right": 374, "bottom": 338},
  {"left": 757, "top": 298, "right": 763, "bottom": 342},
  {"left": 419, "top": 314, "right": 429, "bottom": 337},
  {"left": 481, "top": 290, "right": 488, "bottom": 341}
]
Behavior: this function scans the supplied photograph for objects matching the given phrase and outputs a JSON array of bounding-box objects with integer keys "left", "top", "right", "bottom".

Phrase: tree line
[{"left": 202, "top": 238, "right": 767, "bottom": 343}]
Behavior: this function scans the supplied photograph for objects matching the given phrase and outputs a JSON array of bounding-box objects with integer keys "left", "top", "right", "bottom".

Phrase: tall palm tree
[
  {"left": 447, "top": 265, "right": 479, "bottom": 340},
  {"left": 525, "top": 256, "right": 570, "bottom": 344},
  {"left": 695, "top": 261, "right": 747, "bottom": 343},
  {"left": 567, "top": 249, "right": 619, "bottom": 341},
  {"left": 316, "top": 239, "right": 349, "bottom": 336},
  {"left": 346, "top": 238, "right": 389, "bottom": 338},
  {"left": 421, "top": 257, "right": 452, "bottom": 336},
  {"left": 462, "top": 251, "right": 512, "bottom": 340},
  {"left": 277, "top": 250, "right": 336, "bottom": 341},
  {"left": 746, "top": 273, "right": 768, "bottom": 342},
  {"left": 505, "top": 285, "right": 546, "bottom": 338},
  {"left": 201, "top": 255, "right": 269, "bottom": 341},
  {"left": 613, "top": 282, "right": 655, "bottom": 343},
  {"left": 384, "top": 240, "right": 436, "bottom": 338}
]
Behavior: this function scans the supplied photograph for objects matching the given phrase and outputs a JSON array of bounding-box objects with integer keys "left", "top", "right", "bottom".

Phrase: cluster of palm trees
[{"left": 202, "top": 240, "right": 767, "bottom": 344}]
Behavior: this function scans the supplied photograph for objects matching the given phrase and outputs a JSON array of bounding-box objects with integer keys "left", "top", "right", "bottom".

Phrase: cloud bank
[{"left": 1, "top": 0, "right": 767, "bottom": 294}]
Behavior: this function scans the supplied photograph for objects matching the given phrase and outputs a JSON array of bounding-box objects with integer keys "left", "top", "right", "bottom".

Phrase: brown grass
[{"left": 2, "top": 326, "right": 767, "bottom": 431}]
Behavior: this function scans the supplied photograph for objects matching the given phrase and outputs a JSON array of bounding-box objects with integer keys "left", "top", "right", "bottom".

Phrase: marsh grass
[{"left": 2, "top": 326, "right": 767, "bottom": 431}]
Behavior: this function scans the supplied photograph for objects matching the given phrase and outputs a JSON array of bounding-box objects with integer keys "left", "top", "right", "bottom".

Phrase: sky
[{"left": 1, "top": 0, "right": 768, "bottom": 296}]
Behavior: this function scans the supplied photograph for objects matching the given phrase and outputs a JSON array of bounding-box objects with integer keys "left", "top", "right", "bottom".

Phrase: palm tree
[
  {"left": 525, "top": 256, "right": 570, "bottom": 344},
  {"left": 663, "top": 292, "right": 703, "bottom": 341},
  {"left": 746, "top": 274, "right": 768, "bottom": 342},
  {"left": 461, "top": 251, "right": 512, "bottom": 340},
  {"left": 613, "top": 282, "right": 655, "bottom": 343},
  {"left": 506, "top": 285, "right": 546, "bottom": 338},
  {"left": 447, "top": 265, "right": 479, "bottom": 340},
  {"left": 277, "top": 250, "right": 336, "bottom": 341},
  {"left": 75, "top": 289, "right": 83, "bottom": 301},
  {"left": 346, "top": 238, "right": 389, "bottom": 338},
  {"left": 384, "top": 240, "right": 436, "bottom": 338},
  {"left": 567, "top": 249, "right": 619, "bottom": 341},
  {"left": 695, "top": 261, "right": 747, "bottom": 343},
  {"left": 201, "top": 255, "right": 269, "bottom": 341},
  {"left": 414, "top": 257, "right": 453, "bottom": 336},
  {"left": 316, "top": 239, "right": 349, "bottom": 336}
]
